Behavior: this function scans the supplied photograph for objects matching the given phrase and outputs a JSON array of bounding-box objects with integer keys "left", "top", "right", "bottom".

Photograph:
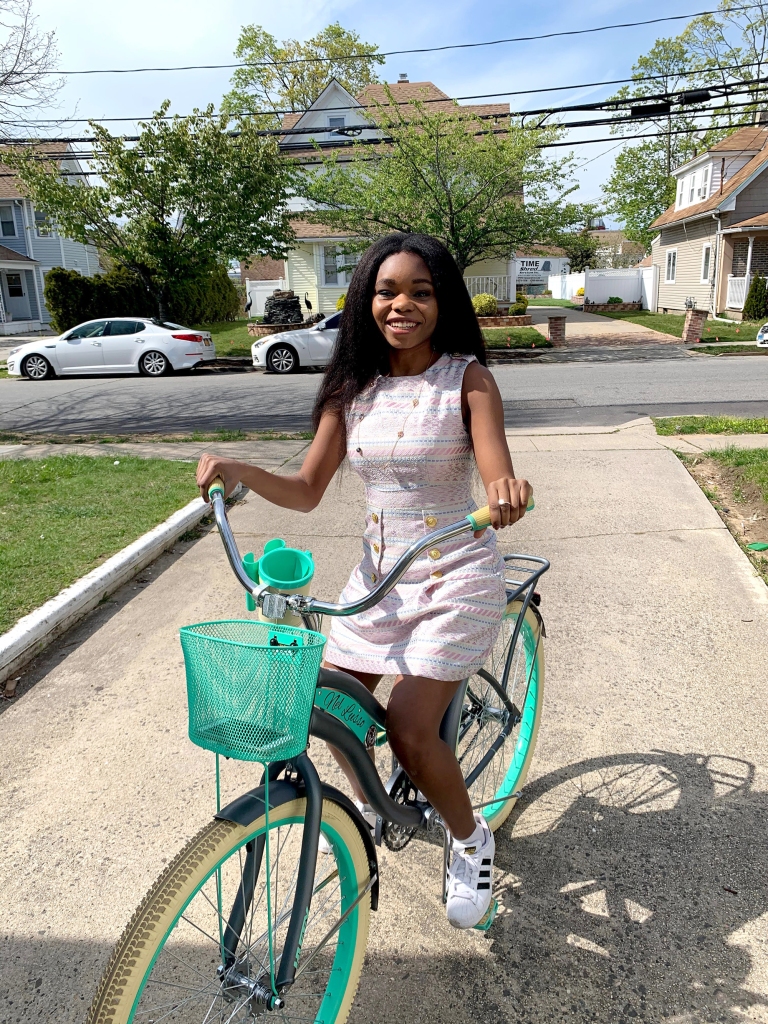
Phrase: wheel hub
[{"left": 217, "top": 964, "right": 285, "bottom": 1013}]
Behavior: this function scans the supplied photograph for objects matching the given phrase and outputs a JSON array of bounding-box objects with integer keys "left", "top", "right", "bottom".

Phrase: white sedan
[
  {"left": 6, "top": 317, "right": 216, "bottom": 380},
  {"left": 251, "top": 312, "right": 341, "bottom": 373},
  {"left": 757, "top": 323, "right": 768, "bottom": 347}
]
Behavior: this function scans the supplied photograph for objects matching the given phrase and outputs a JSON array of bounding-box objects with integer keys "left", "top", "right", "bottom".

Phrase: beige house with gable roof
[{"left": 650, "top": 124, "right": 768, "bottom": 317}]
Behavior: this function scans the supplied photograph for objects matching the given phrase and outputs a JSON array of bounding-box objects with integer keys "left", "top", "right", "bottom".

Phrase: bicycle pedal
[{"left": 473, "top": 899, "right": 498, "bottom": 932}]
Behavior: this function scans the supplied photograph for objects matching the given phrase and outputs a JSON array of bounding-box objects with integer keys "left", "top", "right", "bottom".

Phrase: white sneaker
[
  {"left": 319, "top": 800, "right": 376, "bottom": 855},
  {"left": 446, "top": 815, "right": 495, "bottom": 929}
]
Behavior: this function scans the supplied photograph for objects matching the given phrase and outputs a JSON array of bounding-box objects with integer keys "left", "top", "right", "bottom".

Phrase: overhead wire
[{"left": 49, "top": 4, "right": 768, "bottom": 75}]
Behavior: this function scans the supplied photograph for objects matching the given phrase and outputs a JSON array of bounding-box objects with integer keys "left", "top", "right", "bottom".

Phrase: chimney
[{"left": 398, "top": 73, "right": 409, "bottom": 83}]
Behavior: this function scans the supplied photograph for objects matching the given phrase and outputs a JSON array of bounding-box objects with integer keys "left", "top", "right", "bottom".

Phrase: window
[
  {"left": 5, "top": 273, "right": 23, "bottom": 297},
  {"left": 0, "top": 205, "right": 16, "bottom": 237},
  {"left": 700, "top": 167, "right": 709, "bottom": 199},
  {"left": 689, "top": 175, "right": 696, "bottom": 203},
  {"left": 34, "top": 209, "right": 54, "bottom": 237},
  {"left": 323, "top": 312, "right": 343, "bottom": 329},
  {"left": 328, "top": 116, "right": 346, "bottom": 130},
  {"left": 665, "top": 249, "right": 677, "bottom": 284},
  {"left": 108, "top": 320, "right": 140, "bottom": 335},
  {"left": 64, "top": 320, "right": 107, "bottom": 339},
  {"left": 322, "top": 246, "right": 359, "bottom": 286},
  {"left": 676, "top": 179, "right": 684, "bottom": 207},
  {"left": 701, "top": 243, "right": 712, "bottom": 283}
]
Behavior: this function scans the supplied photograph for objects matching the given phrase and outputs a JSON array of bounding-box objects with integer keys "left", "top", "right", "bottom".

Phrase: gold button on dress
[
  {"left": 425, "top": 515, "right": 437, "bottom": 528},
  {"left": 371, "top": 512, "right": 379, "bottom": 524},
  {"left": 428, "top": 548, "right": 441, "bottom": 560}
]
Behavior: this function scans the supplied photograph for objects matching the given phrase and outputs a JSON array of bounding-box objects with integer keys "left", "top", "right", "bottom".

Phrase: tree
[
  {"left": 297, "top": 96, "right": 579, "bottom": 274},
  {"left": 558, "top": 230, "right": 599, "bottom": 272},
  {"left": 5, "top": 103, "right": 296, "bottom": 319},
  {"left": 0, "top": 0, "right": 61, "bottom": 130},
  {"left": 603, "top": 141, "right": 678, "bottom": 248},
  {"left": 742, "top": 273, "right": 767, "bottom": 320},
  {"left": 221, "top": 23, "right": 384, "bottom": 124}
]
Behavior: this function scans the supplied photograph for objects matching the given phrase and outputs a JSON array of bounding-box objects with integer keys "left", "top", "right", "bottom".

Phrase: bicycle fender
[{"left": 215, "top": 779, "right": 379, "bottom": 912}]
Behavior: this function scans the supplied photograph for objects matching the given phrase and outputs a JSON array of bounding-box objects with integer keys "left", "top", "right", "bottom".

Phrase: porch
[{"left": 723, "top": 230, "right": 768, "bottom": 314}]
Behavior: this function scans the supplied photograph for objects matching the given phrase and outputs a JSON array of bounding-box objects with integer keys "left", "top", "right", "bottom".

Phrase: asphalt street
[{"left": 2, "top": 356, "right": 768, "bottom": 433}]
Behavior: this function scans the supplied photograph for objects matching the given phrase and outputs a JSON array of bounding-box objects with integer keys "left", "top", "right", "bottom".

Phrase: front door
[
  {"left": 103, "top": 320, "right": 140, "bottom": 370},
  {"left": 57, "top": 320, "right": 107, "bottom": 372},
  {"left": 3, "top": 272, "right": 31, "bottom": 321}
]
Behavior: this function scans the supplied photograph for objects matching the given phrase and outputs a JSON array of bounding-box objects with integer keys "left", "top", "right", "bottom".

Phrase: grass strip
[
  {"left": 593, "top": 310, "right": 760, "bottom": 341},
  {"left": 654, "top": 416, "right": 768, "bottom": 436},
  {"left": 0, "top": 455, "right": 199, "bottom": 634},
  {"left": 0, "top": 429, "right": 315, "bottom": 445},
  {"left": 482, "top": 327, "right": 551, "bottom": 349},
  {"left": 525, "top": 298, "right": 577, "bottom": 308},
  {"left": 691, "top": 344, "right": 764, "bottom": 355},
  {"left": 707, "top": 446, "right": 768, "bottom": 502}
]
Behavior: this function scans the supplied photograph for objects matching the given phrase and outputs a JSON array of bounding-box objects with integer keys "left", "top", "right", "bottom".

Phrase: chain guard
[{"left": 382, "top": 773, "right": 420, "bottom": 851}]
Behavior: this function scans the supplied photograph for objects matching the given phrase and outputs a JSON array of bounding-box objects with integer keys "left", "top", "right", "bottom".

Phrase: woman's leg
[
  {"left": 322, "top": 662, "right": 382, "bottom": 804},
  {"left": 386, "top": 674, "right": 476, "bottom": 841}
]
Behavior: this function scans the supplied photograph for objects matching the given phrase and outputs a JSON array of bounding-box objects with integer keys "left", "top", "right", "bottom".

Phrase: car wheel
[
  {"left": 266, "top": 344, "right": 299, "bottom": 374},
  {"left": 139, "top": 351, "right": 171, "bottom": 376},
  {"left": 21, "top": 353, "right": 55, "bottom": 380}
]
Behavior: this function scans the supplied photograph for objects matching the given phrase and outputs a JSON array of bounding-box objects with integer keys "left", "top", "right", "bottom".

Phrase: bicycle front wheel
[
  {"left": 457, "top": 600, "right": 545, "bottom": 832},
  {"left": 88, "top": 797, "right": 371, "bottom": 1024}
]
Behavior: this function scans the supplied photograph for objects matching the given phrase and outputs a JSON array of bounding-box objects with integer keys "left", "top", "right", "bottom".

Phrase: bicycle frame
[{"left": 207, "top": 483, "right": 548, "bottom": 999}]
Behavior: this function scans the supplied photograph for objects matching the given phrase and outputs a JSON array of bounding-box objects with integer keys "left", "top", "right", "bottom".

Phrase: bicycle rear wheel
[
  {"left": 457, "top": 600, "right": 545, "bottom": 832},
  {"left": 87, "top": 797, "right": 371, "bottom": 1024}
]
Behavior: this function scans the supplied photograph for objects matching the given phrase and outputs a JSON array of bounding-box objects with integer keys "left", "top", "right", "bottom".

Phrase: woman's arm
[
  {"left": 195, "top": 408, "right": 345, "bottom": 512},
  {"left": 462, "top": 361, "right": 532, "bottom": 532}
]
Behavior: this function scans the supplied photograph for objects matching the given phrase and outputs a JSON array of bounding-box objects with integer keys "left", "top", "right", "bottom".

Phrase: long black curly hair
[{"left": 312, "top": 232, "right": 486, "bottom": 442}]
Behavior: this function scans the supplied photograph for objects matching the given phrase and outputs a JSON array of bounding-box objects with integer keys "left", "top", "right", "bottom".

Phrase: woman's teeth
[{"left": 389, "top": 321, "right": 417, "bottom": 329}]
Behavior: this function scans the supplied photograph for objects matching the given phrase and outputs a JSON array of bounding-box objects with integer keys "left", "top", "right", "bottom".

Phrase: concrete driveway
[
  {"left": 529, "top": 305, "right": 680, "bottom": 346},
  {"left": 1, "top": 428, "right": 768, "bottom": 1023}
]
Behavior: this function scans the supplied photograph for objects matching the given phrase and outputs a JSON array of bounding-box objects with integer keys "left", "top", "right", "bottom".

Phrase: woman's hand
[
  {"left": 196, "top": 454, "right": 244, "bottom": 502},
  {"left": 481, "top": 476, "right": 533, "bottom": 534}
]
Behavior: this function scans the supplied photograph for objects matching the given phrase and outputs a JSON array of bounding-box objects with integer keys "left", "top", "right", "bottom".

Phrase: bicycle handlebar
[{"left": 207, "top": 477, "right": 534, "bottom": 620}]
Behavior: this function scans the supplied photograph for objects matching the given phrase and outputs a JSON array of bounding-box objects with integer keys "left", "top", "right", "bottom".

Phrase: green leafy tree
[
  {"left": 558, "top": 230, "right": 600, "bottom": 272},
  {"left": 222, "top": 23, "right": 384, "bottom": 124},
  {"left": 603, "top": 141, "right": 678, "bottom": 248},
  {"left": 5, "top": 103, "right": 296, "bottom": 319},
  {"left": 297, "top": 95, "right": 579, "bottom": 274}
]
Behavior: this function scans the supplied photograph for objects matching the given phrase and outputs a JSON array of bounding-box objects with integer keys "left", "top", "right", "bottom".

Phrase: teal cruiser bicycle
[{"left": 88, "top": 480, "right": 548, "bottom": 1024}]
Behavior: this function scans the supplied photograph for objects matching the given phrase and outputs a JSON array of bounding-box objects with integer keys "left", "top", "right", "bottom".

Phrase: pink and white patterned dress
[{"left": 325, "top": 353, "right": 507, "bottom": 681}]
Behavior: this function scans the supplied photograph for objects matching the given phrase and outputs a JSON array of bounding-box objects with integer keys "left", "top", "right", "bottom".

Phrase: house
[
  {"left": 0, "top": 142, "right": 101, "bottom": 333},
  {"left": 650, "top": 124, "right": 768, "bottom": 317},
  {"left": 243, "top": 77, "right": 550, "bottom": 314},
  {"left": 588, "top": 229, "right": 646, "bottom": 269}
]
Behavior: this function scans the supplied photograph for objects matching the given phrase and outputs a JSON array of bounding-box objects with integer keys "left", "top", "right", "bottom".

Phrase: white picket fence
[
  {"left": 548, "top": 266, "right": 658, "bottom": 310},
  {"left": 463, "top": 275, "right": 514, "bottom": 301}
]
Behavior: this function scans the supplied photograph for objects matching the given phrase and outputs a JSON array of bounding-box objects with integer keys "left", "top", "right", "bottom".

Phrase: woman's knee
[{"left": 386, "top": 704, "right": 435, "bottom": 770}]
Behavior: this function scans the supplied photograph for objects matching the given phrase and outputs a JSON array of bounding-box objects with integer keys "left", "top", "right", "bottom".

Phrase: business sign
[{"left": 514, "top": 258, "right": 569, "bottom": 285}]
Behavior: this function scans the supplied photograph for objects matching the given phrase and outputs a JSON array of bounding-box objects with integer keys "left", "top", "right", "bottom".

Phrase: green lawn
[
  {"left": 692, "top": 344, "right": 767, "bottom": 356},
  {"left": 654, "top": 416, "right": 768, "bottom": 435},
  {"left": 193, "top": 319, "right": 254, "bottom": 358},
  {"left": 707, "top": 447, "right": 768, "bottom": 504},
  {"left": 0, "top": 455, "right": 199, "bottom": 634},
  {"left": 482, "top": 327, "right": 551, "bottom": 349},
  {"left": 525, "top": 298, "right": 577, "bottom": 308},
  {"left": 594, "top": 309, "right": 761, "bottom": 341}
]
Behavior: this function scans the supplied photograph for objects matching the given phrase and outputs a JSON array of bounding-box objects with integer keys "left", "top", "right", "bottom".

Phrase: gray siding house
[
  {"left": 651, "top": 124, "right": 768, "bottom": 317},
  {"left": 0, "top": 142, "right": 101, "bottom": 334}
]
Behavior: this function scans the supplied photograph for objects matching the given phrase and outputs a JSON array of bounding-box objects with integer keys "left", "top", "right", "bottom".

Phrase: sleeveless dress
[{"left": 325, "top": 353, "right": 507, "bottom": 681}]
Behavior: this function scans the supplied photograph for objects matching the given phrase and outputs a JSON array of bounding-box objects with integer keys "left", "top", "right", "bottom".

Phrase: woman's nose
[{"left": 393, "top": 293, "right": 415, "bottom": 309}]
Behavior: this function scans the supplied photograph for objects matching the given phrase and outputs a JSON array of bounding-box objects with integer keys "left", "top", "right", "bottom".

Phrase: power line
[{"left": 51, "top": 4, "right": 768, "bottom": 76}]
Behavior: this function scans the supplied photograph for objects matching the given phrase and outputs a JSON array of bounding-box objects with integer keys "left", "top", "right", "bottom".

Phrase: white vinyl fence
[
  {"left": 246, "top": 279, "right": 288, "bottom": 317},
  {"left": 548, "top": 266, "right": 658, "bottom": 310}
]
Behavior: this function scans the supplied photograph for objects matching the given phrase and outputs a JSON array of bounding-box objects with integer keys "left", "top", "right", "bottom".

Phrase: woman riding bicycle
[{"left": 196, "top": 232, "right": 531, "bottom": 929}]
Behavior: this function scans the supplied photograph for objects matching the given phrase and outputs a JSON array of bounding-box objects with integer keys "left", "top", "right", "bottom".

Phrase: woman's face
[{"left": 372, "top": 252, "right": 438, "bottom": 352}]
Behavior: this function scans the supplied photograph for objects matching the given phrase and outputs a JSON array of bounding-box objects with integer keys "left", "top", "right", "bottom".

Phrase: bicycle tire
[
  {"left": 87, "top": 797, "right": 371, "bottom": 1024},
  {"left": 457, "top": 600, "right": 545, "bottom": 832}
]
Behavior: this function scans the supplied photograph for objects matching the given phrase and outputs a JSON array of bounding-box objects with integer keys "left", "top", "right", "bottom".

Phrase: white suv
[{"left": 251, "top": 313, "right": 342, "bottom": 373}]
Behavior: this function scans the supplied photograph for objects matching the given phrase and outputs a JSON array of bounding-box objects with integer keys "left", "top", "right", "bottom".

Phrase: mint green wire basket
[{"left": 179, "top": 620, "right": 326, "bottom": 763}]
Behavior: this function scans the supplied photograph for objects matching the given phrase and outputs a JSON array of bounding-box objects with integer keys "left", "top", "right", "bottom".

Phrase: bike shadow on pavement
[{"left": 355, "top": 749, "right": 768, "bottom": 1023}]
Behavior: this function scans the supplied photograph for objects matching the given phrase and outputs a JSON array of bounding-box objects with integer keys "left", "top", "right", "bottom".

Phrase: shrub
[
  {"left": 43, "top": 265, "right": 239, "bottom": 332},
  {"left": 336, "top": 293, "right": 346, "bottom": 310},
  {"left": 743, "top": 275, "right": 768, "bottom": 321},
  {"left": 472, "top": 292, "right": 498, "bottom": 316},
  {"left": 508, "top": 301, "right": 528, "bottom": 316},
  {"left": 515, "top": 292, "right": 529, "bottom": 309},
  {"left": 607, "top": 296, "right": 623, "bottom": 304},
  {"left": 575, "top": 287, "right": 585, "bottom": 296},
  {"left": 542, "top": 289, "right": 552, "bottom": 297}
]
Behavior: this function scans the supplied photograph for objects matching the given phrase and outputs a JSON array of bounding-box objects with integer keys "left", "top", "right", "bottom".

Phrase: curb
[{"left": 0, "top": 487, "right": 240, "bottom": 687}]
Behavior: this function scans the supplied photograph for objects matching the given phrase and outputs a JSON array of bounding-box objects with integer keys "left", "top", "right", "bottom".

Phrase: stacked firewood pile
[{"left": 262, "top": 290, "right": 304, "bottom": 325}]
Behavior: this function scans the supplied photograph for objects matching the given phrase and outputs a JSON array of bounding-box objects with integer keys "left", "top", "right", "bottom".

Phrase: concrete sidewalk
[{"left": 2, "top": 430, "right": 768, "bottom": 1023}]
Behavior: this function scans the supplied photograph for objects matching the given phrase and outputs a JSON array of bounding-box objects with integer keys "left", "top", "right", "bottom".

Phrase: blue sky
[{"left": 31, "top": 0, "right": 705, "bottom": 213}]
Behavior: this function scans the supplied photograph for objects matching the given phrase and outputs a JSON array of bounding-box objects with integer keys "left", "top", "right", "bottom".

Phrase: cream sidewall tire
[{"left": 87, "top": 797, "right": 371, "bottom": 1024}]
